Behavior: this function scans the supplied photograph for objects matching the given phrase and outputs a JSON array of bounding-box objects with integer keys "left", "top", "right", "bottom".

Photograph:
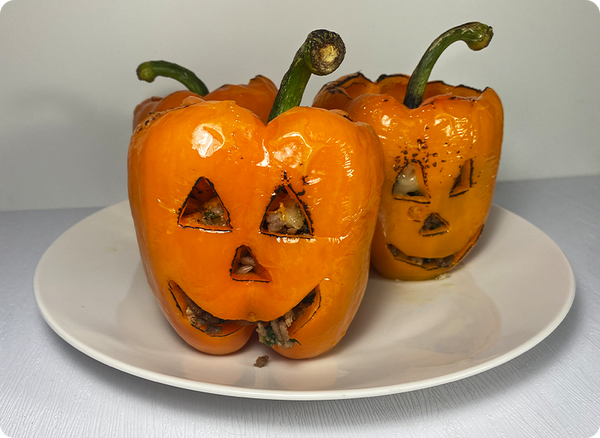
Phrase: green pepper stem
[
  {"left": 403, "top": 22, "right": 493, "bottom": 109},
  {"left": 136, "top": 60, "right": 209, "bottom": 96},
  {"left": 268, "top": 30, "right": 346, "bottom": 122}
]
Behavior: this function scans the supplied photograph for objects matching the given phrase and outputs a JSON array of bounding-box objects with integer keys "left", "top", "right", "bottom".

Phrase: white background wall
[{"left": 0, "top": 0, "right": 599, "bottom": 211}]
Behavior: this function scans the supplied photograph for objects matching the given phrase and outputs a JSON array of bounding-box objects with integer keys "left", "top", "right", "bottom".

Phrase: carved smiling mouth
[
  {"left": 168, "top": 281, "right": 321, "bottom": 348},
  {"left": 387, "top": 226, "right": 484, "bottom": 271}
]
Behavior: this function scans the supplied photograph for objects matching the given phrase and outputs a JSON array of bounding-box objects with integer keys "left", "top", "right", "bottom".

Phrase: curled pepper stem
[
  {"left": 268, "top": 30, "right": 346, "bottom": 122},
  {"left": 403, "top": 22, "right": 493, "bottom": 109},
  {"left": 136, "top": 60, "right": 209, "bottom": 96}
]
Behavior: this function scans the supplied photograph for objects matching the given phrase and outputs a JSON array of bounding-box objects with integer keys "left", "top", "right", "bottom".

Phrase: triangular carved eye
[
  {"left": 178, "top": 177, "right": 232, "bottom": 232},
  {"left": 392, "top": 162, "right": 429, "bottom": 203},
  {"left": 261, "top": 185, "right": 313, "bottom": 237},
  {"left": 230, "top": 245, "right": 272, "bottom": 282},
  {"left": 419, "top": 213, "right": 449, "bottom": 236},
  {"left": 450, "top": 159, "right": 473, "bottom": 197}
]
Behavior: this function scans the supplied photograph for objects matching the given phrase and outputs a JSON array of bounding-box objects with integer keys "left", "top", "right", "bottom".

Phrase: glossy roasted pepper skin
[
  {"left": 313, "top": 73, "right": 503, "bottom": 280},
  {"left": 128, "top": 97, "right": 384, "bottom": 358},
  {"left": 132, "top": 75, "right": 278, "bottom": 129}
]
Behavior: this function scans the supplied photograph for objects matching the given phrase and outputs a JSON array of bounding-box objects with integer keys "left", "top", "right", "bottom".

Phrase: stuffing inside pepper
[
  {"left": 177, "top": 282, "right": 318, "bottom": 350},
  {"left": 262, "top": 188, "right": 311, "bottom": 236},
  {"left": 230, "top": 245, "right": 272, "bottom": 282},
  {"left": 387, "top": 244, "right": 454, "bottom": 269},
  {"left": 256, "top": 288, "right": 317, "bottom": 349},
  {"left": 178, "top": 177, "right": 231, "bottom": 230},
  {"left": 254, "top": 355, "right": 270, "bottom": 368},
  {"left": 266, "top": 199, "right": 308, "bottom": 235},
  {"left": 392, "top": 163, "right": 423, "bottom": 197}
]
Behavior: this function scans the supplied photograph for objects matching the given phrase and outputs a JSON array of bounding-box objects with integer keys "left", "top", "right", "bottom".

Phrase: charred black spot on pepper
[
  {"left": 469, "top": 158, "right": 475, "bottom": 187},
  {"left": 324, "top": 72, "right": 369, "bottom": 93},
  {"left": 169, "top": 285, "right": 184, "bottom": 316},
  {"left": 376, "top": 73, "right": 410, "bottom": 83},
  {"left": 328, "top": 88, "right": 348, "bottom": 95},
  {"left": 343, "top": 71, "right": 369, "bottom": 83}
]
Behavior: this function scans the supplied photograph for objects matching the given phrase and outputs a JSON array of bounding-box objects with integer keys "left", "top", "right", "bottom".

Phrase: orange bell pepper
[
  {"left": 314, "top": 22, "right": 503, "bottom": 281},
  {"left": 132, "top": 60, "right": 278, "bottom": 128},
  {"left": 128, "top": 30, "right": 384, "bottom": 358}
]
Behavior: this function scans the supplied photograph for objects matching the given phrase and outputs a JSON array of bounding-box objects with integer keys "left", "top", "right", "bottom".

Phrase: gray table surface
[{"left": 1, "top": 175, "right": 599, "bottom": 438}]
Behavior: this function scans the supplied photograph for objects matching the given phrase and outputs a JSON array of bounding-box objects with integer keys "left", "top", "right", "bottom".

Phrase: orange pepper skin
[
  {"left": 314, "top": 73, "right": 503, "bottom": 280},
  {"left": 132, "top": 75, "right": 278, "bottom": 129},
  {"left": 128, "top": 99, "right": 384, "bottom": 358}
]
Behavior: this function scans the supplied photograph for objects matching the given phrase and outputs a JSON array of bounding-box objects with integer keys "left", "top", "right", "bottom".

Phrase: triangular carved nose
[
  {"left": 419, "top": 213, "right": 449, "bottom": 236},
  {"left": 230, "top": 245, "right": 271, "bottom": 283}
]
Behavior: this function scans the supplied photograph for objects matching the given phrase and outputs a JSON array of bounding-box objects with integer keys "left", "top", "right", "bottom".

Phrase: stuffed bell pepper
[
  {"left": 128, "top": 30, "right": 384, "bottom": 359},
  {"left": 132, "top": 60, "right": 278, "bottom": 128},
  {"left": 314, "top": 22, "right": 504, "bottom": 281}
]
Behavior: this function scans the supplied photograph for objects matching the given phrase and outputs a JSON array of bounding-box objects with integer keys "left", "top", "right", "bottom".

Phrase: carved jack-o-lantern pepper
[
  {"left": 314, "top": 22, "right": 503, "bottom": 281},
  {"left": 132, "top": 60, "right": 278, "bottom": 129},
  {"left": 128, "top": 30, "right": 384, "bottom": 359}
]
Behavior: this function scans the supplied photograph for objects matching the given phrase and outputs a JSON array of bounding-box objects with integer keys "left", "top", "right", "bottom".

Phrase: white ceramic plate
[{"left": 34, "top": 201, "right": 575, "bottom": 400}]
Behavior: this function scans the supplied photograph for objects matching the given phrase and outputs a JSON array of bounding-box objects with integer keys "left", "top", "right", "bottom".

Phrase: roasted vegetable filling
[
  {"left": 254, "top": 355, "right": 270, "bottom": 368},
  {"left": 256, "top": 288, "right": 317, "bottom": 349},
  {"left": 184, "top": 294, "right": 228, "bottom": 334},
  {"left": 393, "top": 163, "right": 423, "bottom": 197},
  {"left": 261, "top": 186, "right": 312, "bottom": 237},
  {"left": 386, "top": 223, "right": 484, "bottom": 271},
  {"left": 265, "top": 199, "right": 309, "bottom": 235},
  {"left": 235, "top": 254, "right": 257, "bottom": 275},
  {"left": 230, "top": 245, "right": 272, "bottom": 282},
  {"left": 199, "top": 197, "right": 226, "bottom": 226},
  {"left": 421, "top": 213, "right": 446, "bottom": 231},
  {"left": 419, "top": 213, "right": 449, "bottom": 236},
  {"left": 387, "top": 243, "right": 454, "bottom": 270},
  {"left": 174, "top": 281, "right": 319, "bottom": 349},
  {"left": 178, "top": 177, "right": 231, "bottom": 230},
  {"left": 181, "top": 196, "right": 226, "bottom": 226}
]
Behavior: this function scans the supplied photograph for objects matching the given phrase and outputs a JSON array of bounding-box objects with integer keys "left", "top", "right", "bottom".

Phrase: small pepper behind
[
  {"left": 132, "top": 60, "right": 278, "bottom": 128},
  {"left": 314, "top": 22, "right": 503, "bottom": 281}
]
